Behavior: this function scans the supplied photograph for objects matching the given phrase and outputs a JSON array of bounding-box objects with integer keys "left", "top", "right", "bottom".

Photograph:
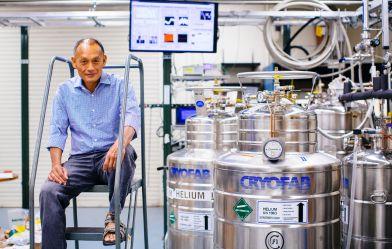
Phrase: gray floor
[{"left": 0, "top": 207, "right": 164, "bottom": 249}]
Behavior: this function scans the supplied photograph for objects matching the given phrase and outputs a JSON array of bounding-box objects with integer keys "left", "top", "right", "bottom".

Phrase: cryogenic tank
[
  {"left": 214, "top": 99, "right": 341, "bottom": 249},
  {"left": 167, "top": 109, "right": 238, "bottom": 249},
  {"left": 313, "top": 102, "right": 364, "bottom": 156},
  {"left": 311, "top": 76, "right": 367, "bottom": 157},
  {"left": 342, "top": 129, "right": 392, "bottom": 248}
]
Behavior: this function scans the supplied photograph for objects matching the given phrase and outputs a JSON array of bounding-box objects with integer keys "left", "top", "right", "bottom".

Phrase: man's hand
[
  {"left": 48, "top": 163, "right": 68, "bottom": 185},
  {"left": 103, "top": 141, "right": 126, "bottom": 172}
]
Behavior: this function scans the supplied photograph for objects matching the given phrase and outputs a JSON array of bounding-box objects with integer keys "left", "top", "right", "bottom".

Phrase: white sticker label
[
  {"left": 177, "top": 211, "right": 213, "bottom": 231},
  {"left": 164, "top": 85, "right": 171, "bottom": 104},
  {"left": 257, "top": 200, "right": 308, "bottom": 224},
  {"left": 341, "top": 201, "right": 348, "bottom": 224},
  {"left": 167, "top": 187, "right": 213, "bottom": 201}
]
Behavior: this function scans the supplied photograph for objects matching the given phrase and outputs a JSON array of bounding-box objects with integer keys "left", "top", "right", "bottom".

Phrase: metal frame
[
  {"left": 28, "top": 54, "right": 149, "bottom": 249},
  {"left": 0, "top": 9, "right": 366, "bottom": 27},
  {"left": 162, "top": 52, "right": 172, "bottom": 237},
  {"left": 21, "top": 26, "right": 29, "bottom": 209}
]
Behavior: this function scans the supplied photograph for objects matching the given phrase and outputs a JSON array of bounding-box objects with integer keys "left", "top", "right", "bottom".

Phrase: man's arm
[
  {"left": 103, "top": 126, "right": 135, "bottom": 172},
  {"left": 47, "top": 86, "right": 70, "bottom": 184},
  {"left": 48, "top": 147, "right": 68, "bottom": 185},
  {"left": 103, "top": 79, "right": 140, "bottom": 172}
]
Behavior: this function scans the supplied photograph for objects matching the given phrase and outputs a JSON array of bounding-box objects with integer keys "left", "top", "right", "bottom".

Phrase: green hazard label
[
  {"left": 233, "top": 198, "right": 253, "bottom": 221},
  {"left": 169, "top": 211, "right": 176, "bottom": 225}
]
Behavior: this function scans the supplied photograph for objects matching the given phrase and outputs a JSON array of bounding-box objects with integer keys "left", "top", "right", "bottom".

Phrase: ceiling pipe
[{"left": 0, "top": 0, "right": 363, "bottom": 7}]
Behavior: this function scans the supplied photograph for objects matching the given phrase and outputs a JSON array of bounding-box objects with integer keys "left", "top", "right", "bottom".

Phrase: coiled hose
[{"left": 264, "top": 0, "right": 338, "bottom": 70}]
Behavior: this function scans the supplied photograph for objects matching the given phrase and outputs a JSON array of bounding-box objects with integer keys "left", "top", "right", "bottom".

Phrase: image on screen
[{"left": 129, "top": 0, "right": 218, "bottom": 53}]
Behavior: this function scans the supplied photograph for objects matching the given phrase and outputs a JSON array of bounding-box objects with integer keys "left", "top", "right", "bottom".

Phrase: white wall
[{"left": 0, "top": 28, "right": 21, "bottom": 207}]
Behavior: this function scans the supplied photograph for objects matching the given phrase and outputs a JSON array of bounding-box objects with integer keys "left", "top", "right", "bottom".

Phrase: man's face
[{"left": 71, "top": 42, "right": 107, "bottom": 85}]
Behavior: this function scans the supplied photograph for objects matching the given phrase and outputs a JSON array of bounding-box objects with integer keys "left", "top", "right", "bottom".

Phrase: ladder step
[
  {"left": 65, "top": 227, "right": 133, "bottom": 241},
  {"left": 65, "top": 227, "right": 103, "bottom": 241}
]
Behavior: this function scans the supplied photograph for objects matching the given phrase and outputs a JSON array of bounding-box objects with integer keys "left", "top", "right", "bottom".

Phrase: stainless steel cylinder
[
  {"left": 342, "top": 138, "right": 392, "bottom": 248},
  {"left": 214, "top": 104, "right": 341, "bottom": 249},
  {"left": 312, "top": 102, "right": 366, "bottom": 157},
  {"left": 238, "top": 104, "right": 317, "bottom": 153},
  {"left": 167, "top": 110, "right": 238, "bottom": 249}
]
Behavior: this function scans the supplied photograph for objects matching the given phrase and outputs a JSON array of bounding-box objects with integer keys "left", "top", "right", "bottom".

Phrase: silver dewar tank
[
  {"left": 167, "top": 110, "right": 238, "bottom": 249},
  {"left": 313, "top": 102, "right": 364, "bottom": 156},
  {"left": 342, "top": 131, "right": 392, "bottom": 248},
  {"left": 214, "top": 102, "right": 341, "bottom": 249},
  {"left": 311, "top": 77, "right": 366, "bottom": 157}
]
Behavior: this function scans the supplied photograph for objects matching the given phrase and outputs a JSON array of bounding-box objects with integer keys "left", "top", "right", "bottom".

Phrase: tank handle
[{"left": 370, "top": 191, "right": 387, "bottom": 204}]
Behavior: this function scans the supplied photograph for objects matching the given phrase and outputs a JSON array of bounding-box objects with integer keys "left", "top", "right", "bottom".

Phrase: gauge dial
[
  {"left": 256, "top": 92, "right": 266, "bottom": 103},
  {"left": 263, "top": 139, "right": 284, "bottom": 160}
]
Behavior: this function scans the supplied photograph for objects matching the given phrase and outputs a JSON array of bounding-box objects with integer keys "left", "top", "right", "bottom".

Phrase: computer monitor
[{"left": 129, "top": 0, "right": 218, "bottom": 53}]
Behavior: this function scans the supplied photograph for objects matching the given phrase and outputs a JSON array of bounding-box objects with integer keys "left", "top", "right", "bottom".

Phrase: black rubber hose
[
  {"left": 339, "top": 90, "right": 392, "bottom": 101},
  {"left": 289, "top": 45, "right": 310, "bottom": 56},
  {"left": 283, "top": 17, "right": 320, "bottom": 53}
]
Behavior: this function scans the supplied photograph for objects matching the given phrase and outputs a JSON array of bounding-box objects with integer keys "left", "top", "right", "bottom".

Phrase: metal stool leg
[
  {"left": 130, "top": 190, "right": 138, "bottom": 249},
  {"left": 72, "top": 198, "right": 79, "bottom": 249},
  {"left": 124, "top": 192, "right": 133, "bottom": 249}
]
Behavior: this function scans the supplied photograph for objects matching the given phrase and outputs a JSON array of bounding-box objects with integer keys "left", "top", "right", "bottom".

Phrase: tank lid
[{"left": 239, "top": 101, "right": 308, "bottom": 117}]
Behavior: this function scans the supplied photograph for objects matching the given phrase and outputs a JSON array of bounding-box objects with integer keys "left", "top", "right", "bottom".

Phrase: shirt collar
[{"left": 74, "top": 72, "right": 111, "bottom": 88}]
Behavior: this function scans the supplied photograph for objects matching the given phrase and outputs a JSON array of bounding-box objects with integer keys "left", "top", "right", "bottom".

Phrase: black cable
[
  {"left": 289, "top": 45, "right": 310, "bottom": 56},
  {"left": 283, "top": 17, "right": 320, "bottom": 53}
]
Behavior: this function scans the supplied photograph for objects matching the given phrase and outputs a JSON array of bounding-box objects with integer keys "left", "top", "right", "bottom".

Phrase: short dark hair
[{"left": 73, "top": 38, "right": 105, "bottom": 54}]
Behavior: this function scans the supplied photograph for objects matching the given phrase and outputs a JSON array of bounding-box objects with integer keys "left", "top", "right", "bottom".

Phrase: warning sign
[
  {"left": 257, "top": 200, "right": 308, "bottom": 224},
  {"left": 233, "top": 198, "right": 253, "bottom": 221},
  {"left": 169, "top": 210, "right": 176, "bottom": 225},
  {"left": 167, "top": 187, "right": 213, "bottom": 201},
  {"left": 177, "top": 211, "right": 213, "bottom": 231}
]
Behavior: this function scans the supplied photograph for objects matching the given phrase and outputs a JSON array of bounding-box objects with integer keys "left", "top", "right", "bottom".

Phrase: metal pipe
[
  {"left": 0, "top": 0, "right": 364, "bottom": 6},
  {"left": 113, "top": 54, "right": 132, "bottom": 248},
  {"left": 362, "top": 0, "right": 369, "bottom": 39},
  {"left": 135, "top": 54, "right": 150, "bottom": 249},
  {"left": 131, "top": 189, "right": 138, "bottom": 249},
  {"left": 381, "top": 0, "right": 389, "bottom": 49},
  {"left": 0, "top": 10, "right": 359, "bottom": 19}
]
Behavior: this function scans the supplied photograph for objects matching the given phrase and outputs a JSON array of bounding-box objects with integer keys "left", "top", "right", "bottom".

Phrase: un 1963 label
[
  {"left": 257, "top": 200, "right": 308, "bottom": 224},
  {"left": 167, "top": 187, "right": 213, "bottom": 201}
]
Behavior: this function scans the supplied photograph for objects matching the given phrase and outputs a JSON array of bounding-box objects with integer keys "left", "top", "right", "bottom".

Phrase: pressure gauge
[
  {"left": 263, "top": 139, "right": 284, "bottom": 161},
  {"left": 256, "top": 92, "right": 266, "bottom": 103}
]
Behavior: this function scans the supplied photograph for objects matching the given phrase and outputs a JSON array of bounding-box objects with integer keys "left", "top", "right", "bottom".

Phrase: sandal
[{"left": 103, "top": 212, "right": 127, "bottom": 246}]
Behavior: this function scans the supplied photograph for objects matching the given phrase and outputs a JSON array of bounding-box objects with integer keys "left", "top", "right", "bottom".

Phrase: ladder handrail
[
  {"left": 29, "top": 54, "right": 149, "bottom": 249},
  {"left": 29, "top": 56, "right": 74, "bottom": 249}
]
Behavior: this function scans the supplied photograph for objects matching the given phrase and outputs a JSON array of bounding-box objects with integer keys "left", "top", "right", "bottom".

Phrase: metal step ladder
[{"left": 29, "top": 54, "right": 149, "bottom": 249}]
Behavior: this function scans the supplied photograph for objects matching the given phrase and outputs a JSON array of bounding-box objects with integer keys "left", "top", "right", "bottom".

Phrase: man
[{"left": 39, "top": 38, "right": 140, "bottom": 248}]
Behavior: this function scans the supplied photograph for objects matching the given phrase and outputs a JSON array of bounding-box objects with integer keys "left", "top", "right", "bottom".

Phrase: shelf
[
  {"left": 221, "top": 63, "right": 261, "bottom": 71},
  {"left": 171, "top": 75, "right": 232, "bottom": 82}
]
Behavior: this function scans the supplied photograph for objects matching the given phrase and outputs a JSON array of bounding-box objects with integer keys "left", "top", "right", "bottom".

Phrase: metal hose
[{"left": 264, "top": 0, "right": 339, "bottom": 70}]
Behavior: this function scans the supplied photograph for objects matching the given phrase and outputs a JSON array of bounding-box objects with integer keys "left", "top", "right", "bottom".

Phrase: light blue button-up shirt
[{"left": 48, "top": 72, "right": 141, "bottom": 155}]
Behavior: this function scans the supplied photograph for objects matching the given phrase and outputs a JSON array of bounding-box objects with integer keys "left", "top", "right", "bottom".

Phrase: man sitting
[{"left": 39, "top": 38, "right": 140, "bottom": 248}]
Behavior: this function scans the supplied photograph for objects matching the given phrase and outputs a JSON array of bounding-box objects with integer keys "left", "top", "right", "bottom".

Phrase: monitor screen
[{"left": 129, "top": 0, "right": 218, "bottom": 53}]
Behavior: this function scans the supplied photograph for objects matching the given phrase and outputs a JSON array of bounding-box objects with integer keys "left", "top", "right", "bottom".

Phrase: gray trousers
[{"left": 39, "top": 145, "right": 136, "bottom": 249}]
